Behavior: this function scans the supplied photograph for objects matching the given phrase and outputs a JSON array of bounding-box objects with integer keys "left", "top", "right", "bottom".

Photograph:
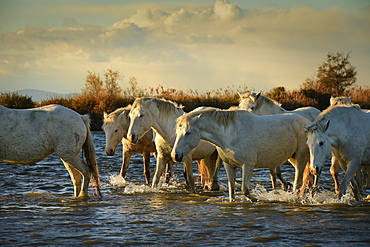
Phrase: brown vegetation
[{"left": 1, "top": 52, "right": 368, "bottom": 130}]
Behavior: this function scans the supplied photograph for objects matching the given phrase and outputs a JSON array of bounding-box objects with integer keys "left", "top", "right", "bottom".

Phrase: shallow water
[{"left": 1, "top": 132, "right": 369, "bottom": 246}]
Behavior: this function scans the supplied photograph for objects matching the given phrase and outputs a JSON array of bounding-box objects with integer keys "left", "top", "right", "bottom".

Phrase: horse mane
[
  {"left": 178, "top": 108, "right": 240, "bottom": 128},
  {"left": 134, "top": 97, "right": 184, "bottom": 117},
  {"left": 102, "top": 105, "right": 131, "bottom": 129},
  {"left": 255, "top": 94, "right": 282, "bottom": 110}
]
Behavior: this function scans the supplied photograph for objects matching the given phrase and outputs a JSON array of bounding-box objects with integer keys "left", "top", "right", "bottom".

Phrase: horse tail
[{"left": 81, "top": 115, "right": 102, "bottom": 197}]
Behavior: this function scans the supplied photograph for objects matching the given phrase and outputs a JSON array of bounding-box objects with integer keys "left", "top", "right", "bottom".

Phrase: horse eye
[
  {"left": 319, "top": 141, "right": 324, "bottom": 146},
  {"left": 250, "top": 107, "right": 255, "bottom": 110},
  {"left": 185, "top": 131, "right": 190, "bottom": 136},
  {"left": 115, "top": 129, "right": 118, "bottom": 133}
]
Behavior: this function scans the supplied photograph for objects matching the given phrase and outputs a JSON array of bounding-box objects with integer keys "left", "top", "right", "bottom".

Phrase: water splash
[
  {"left": 108, "top": 174, "right": 129, "bottom": 187},
  {"left": 108, "top": 173, "right": 188, "bottom": 194},
  {"left": 253, "top": 185, "right": 354, "bottom": 205}
]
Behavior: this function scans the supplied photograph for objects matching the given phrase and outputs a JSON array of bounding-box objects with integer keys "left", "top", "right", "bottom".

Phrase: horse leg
[
  {"left": 184, "top": 156, "right": 195, "bottom": 193},
  {"left": 120, "top": 151, "right": 132, "bottom": 179},
  {"left": 196, "top": 160, "right": 206, "bottom": 188},
  {"left": 242, "top": 164, "right": 257, "bottom": 202},
  {"left": 299, "top": 164, "right": 314, "bottom": 197},
  {"left": 338, "top": 160, "right": 361, "bottom": 201},
  {"left": 355, "top": 167, "right": 363, "bottom": 194},
  {"left": 269, "top": 167, "right": 278, "bottom": 190},
  {"left": 200, "top": 152, "right": 220, "bottom": 191},
  {"left": 330, "top": 156, "right": 340, "bottom": 194},
  {"left": 63, "top": 162, "right": 82, "bottom": 197},
  {"left": 288, "top": 157, "right": 307, "bottom": 192},
  {"left": 143, "top": 151, "right": 151, "bottom": 184},
  {"left": 165, "top": 160, "right": 174, "bottom": 183},
  {"left": 224, "top": 163, "right": 236, "bottom": 202},
  {"left": 152, "top": 157, "right": 167, "bottom": 188},
  {"left": 61, "top": 155, "right": 90, "bottom": 197}
]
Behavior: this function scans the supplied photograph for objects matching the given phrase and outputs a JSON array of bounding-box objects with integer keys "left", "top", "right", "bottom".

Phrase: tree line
[{"left": 1, "top": 52, "right": 368, "bottom": 130}]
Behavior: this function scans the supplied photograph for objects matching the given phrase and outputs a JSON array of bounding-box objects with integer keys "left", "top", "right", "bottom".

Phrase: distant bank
[{"left": 16, "top": 89, "right": 73, "bottom": 102}]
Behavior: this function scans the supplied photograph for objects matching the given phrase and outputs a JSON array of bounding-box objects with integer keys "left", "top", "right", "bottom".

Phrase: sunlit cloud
[{"left": 0, "top": 0, "right": 368, "bottom": 93}]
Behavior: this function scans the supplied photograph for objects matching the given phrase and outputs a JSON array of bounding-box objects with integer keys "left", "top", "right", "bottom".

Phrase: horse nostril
[
  {"left": 130, "top": 133, "right": 138, "bottom": 144},
  {"left": 175, "top": 153, "right": 183, "bottom": 162},
  {"left": 106, "top": 148, "right": 115, "bottom": 156}
]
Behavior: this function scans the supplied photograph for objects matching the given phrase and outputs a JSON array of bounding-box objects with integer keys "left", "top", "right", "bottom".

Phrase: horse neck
[
  {"left": 253, "top": 96, "right": 283, "bottom": 115},
  {"left": 258, "top": 102, "right": 286, "bottom": 115},
  {"left": 152, "top": 108, "right": 184, "bottom": 142},
  {"left": 117, "top": 113, "right": 130, "bottom": 133},
  {"left": 196, "top": 115, "right": 228, "bottom": 149}
]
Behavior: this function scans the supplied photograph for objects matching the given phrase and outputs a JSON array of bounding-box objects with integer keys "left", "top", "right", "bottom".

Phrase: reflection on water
[{"left": 1, "top": 132, "right": 369, "bottom": 246}]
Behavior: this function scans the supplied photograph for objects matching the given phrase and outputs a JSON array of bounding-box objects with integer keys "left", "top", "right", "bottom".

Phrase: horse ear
[
  {"left": 324, "top": 119, "right": 330, "bottom": 131},
  {"left": 256, "top": 91, "right": 261, "bottom": 100},
  {"left": 103, "top": 112, "right": 108, "bottom": 118}
]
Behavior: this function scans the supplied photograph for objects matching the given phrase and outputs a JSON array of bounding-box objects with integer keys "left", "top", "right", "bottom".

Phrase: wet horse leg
[
  {"left": 152, "top": 157, "right": 167, "bottom": 188},
  {"left": 183, "top": 156, "right": 195, "bottom": 193},
  {"left": 61, "top": 155, "right": 90, "bottom": 197},
  {"left": 143, "top": 151, "right": 151, "bottom": 184},
  {"left": 242, "top": 163, "right": 257, "bottom": 202},
  {"left": 120, "top": 150, "right": 132, "bottom": 179},
  {"left": 270, "top": 165, "right": 292, "bottom": 190},
  {"left": 224, "top": 163, "right": 236, "bottom": 202},
  {"left": 330, "top": 156, "right": 340, "bottom": 194},
  {"left": 338, "top": 160, "right": 361, "bottom": 201}
]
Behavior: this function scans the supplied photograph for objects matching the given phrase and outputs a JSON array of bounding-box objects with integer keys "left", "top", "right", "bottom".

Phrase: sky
[{"left": 0, "top": 0, "right": 369, "bottom": 95}]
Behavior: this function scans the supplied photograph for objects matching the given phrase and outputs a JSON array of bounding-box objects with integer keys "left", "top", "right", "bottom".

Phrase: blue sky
[{"left": 0, "top": 0, "right": 369, "bottom": 94}]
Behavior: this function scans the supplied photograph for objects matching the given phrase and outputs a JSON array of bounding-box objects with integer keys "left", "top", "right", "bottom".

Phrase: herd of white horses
[{"left": 1, "top": 93, "right": 369, "bottom": 202}]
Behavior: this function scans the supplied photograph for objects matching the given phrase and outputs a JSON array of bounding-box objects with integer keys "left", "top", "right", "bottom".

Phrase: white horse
[
  {"left": 127, "top": 97, "right": 221, "bottom": 192},
  {"left": 305, "top": 105, "right": 370, "bottom": 201},
  {"left": 328, "top": 96, "right": 370, "bottom": 194},
  {"left": 171, "top": 108, "right": 311, "bottom": 202},
  {"left": 330, "top": 96, "right": 352, "bottom": 106},
  {"left": 239, "top": 92, "right": 321, "bottom": 121},
  {"left": 0, "top": 104, "right": 101, "bottom": 197},
  {"left": 103, "top": 106, "right": 157, "bottom": 184},
  {"left": 239, "top": 92, "right": 321, "bottom": 190}
]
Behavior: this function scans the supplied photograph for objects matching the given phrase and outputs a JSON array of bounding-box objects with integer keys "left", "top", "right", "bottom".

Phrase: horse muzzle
[
  {"left": 105, "top": 148, "right": 115, "bottom": 156},
  {"left": 310, "top": 165, "right": 322, "bottom": 176},
  {"left": 173, "top": 152, "right": 183, "bottom": 162},
  {"left": 129, "top": 133, "right": 139, "bottom": 144}
]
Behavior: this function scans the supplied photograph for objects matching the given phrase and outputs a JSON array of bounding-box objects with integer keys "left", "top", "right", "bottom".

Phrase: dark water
[{"left": 1, "top": 132, "right": 369, "bottom": 246}]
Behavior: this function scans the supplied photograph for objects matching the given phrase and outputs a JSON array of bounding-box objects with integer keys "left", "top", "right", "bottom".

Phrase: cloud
[{"left": 0, "top": 0, "right": 369, "bottom": 93}]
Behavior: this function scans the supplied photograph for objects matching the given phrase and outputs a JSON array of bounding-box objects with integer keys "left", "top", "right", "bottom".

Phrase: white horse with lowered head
[
  {"left": 0, "top": 104, "right": 101, "bottom": 197},
  {"left": 103, "top": 105, "right": 157, "bottom": 184},
  {"left": 306, "top": 105, "right": 370, "bottom": 201},
  {"left": 172, "top": 108, "right": 311, "bottom": 202},
  {"left": 127, "top": 97, "right": 221, "bottom": 192}
]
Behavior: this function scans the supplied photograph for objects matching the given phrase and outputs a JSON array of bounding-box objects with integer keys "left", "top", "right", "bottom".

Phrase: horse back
[{"left": 0, "top": 105, "right": 87, "bottom": 163}]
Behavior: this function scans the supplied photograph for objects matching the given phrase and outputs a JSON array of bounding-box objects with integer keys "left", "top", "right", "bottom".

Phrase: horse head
[
  {"left": 103, "top": 110, "right": 128, "bottom": 156},
  {"left": 128, "top": 98, "right": 156, "bottom": 144},
  {"left": 305, "top": 120, "right": 331, "bottom": 176},
  {"left": 238, "top": 91, "right": 261, "bottom": 111},
  {"left": 172, "top": 113, "right": 202, "bottom": 162}
]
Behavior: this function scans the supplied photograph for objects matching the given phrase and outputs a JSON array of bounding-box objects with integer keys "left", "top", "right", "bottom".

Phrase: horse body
[
  {"left": 172, "top": 108, "right": 310, "bottom": 202},
  {"left": 127, "top": 97, "right": 220, "bottom": 192},
  {"left": 0, "top": 104, "right": 101, "bottom": 197},
  {"left": 239, "top": 92, "right": 320, "bottom": 190},
  {"left": 306, "top": 105, "right": 370, "bottom": 200},
  {"left": 103, "top": 106, "right": 156, "bottom": 184}
]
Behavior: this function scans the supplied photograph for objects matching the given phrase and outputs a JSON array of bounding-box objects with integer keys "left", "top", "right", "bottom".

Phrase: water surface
[{"left": 1, "top": 132, "right": 369, "bottom": 246}]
